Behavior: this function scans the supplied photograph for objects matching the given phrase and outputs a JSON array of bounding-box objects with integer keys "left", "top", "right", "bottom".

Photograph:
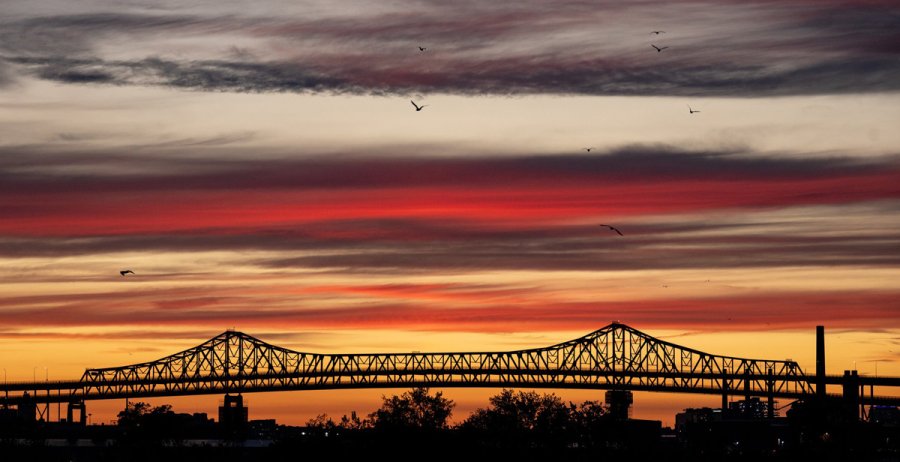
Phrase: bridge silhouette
[{"left": 3, "top": 323, "right": 899, "bottom": 422}]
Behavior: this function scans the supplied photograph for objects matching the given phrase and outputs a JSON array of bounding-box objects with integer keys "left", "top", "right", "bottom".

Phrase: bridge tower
[{"left": 605, "top": 390, "right": 633, "bottom": 420}]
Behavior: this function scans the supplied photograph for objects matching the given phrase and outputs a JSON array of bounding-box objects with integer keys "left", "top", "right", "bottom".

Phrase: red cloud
[{"left": 1, "top": 162, "right": 898, "bottom": 237}]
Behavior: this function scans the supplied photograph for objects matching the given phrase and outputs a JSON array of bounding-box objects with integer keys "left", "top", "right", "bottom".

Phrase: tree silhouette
[
  {"left": 570, "top": 399, "right": 608, "bottom": 448},
  {"left": 460, "top": 390, "right": 610, "bottom": 449},
  {"left": 306, "top": 413, "right": 338, "bottom": 432},
  {"left": 117, "top": 401, "right": 149, "bottom": 426},
  {"left": 116, "top": 402, "right": 182, "bottom": 445},
  {"left": 461, "top": 389, "right": 571, "bottom": 447},
  {"left": 306, "top": 411, "right": 370, "bottom": 432},
  {"left": 339, "top": 412, "right": 368, "bottom": 430},
  {"left": 368, "top": 387, "right": 454, "bottom": 433},
  {"left": 116, "top": 402, "right": 169, "bottom": 427}
]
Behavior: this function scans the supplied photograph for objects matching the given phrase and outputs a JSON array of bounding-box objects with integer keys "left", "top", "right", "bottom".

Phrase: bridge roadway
[
  {"left": 3, "top": 375, "right": 900, "bottom": 406},
  {"left": 1, "top": 323, "right": 899, "bottom": 407}
]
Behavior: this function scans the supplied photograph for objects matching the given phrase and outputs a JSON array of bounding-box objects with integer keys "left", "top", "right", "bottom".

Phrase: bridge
[{"left": 2, "top": 323, "right": 899, "bottom": 422}]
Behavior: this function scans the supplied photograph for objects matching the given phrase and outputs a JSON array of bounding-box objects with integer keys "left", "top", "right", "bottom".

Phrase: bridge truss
[{"left": 3, "top": 323, "right": 817, "bottom": 406}]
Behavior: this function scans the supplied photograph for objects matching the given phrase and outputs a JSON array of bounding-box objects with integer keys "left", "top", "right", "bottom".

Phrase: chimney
[{"left": 816, "top": 325, "right": 825, "bottom": 399}]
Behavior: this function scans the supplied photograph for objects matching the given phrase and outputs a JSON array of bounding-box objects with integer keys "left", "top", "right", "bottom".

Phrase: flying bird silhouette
[
  {"left": 599, "top": 224, "right": 623, "bottom": 236},
  {"left": 651, "top": 44, "right": 669, "bottom": 52},
  {"left": 651, "top": 31, "right": 665, "bottom": 35},
  {"left": 120, "top": 270, "right": 134, "bottom": 276},
  {"left": 410, "top": 100, "right": 427, "bottom": 111},
  {"left": 583, "top": 147, "right": 594, "bottom": 152},
  {"left": 688, "top": 105, "right": 701, "bottom": 114},
  {"left": 418, "top": 46, "right": 426, "bottom": 52}
]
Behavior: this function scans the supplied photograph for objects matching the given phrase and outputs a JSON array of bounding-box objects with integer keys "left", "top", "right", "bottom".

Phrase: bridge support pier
[
  {"left": 605, "top": 390, "right": 633, "bottom": 421},
  {"left": 842, "top": 370, "right": 860, "bottom": 422},
  {"left": 767, "top": 367, "right": 775, "bottom": 419},
  {"left": 66, "top": 401, "right": 87, "bottom": 425},
  {"left": 721, "top": 375, "right": 729, "bottom": 411},
  {"left": 17, "top": 392, "right": 37, "bottom": 424},
  {"left": 219, "top": 394, "right": 249, "bottom": 438},
  {"left": 743, "top": 367, "right": 751, "bottom": 402}
]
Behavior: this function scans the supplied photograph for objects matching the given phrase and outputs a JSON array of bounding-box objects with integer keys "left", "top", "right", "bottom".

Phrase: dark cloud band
[{"left": 2, "top": 1, "right": 899, "bottom": 96}]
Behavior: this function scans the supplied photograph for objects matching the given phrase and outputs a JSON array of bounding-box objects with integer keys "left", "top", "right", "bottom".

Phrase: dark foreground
[
  {"left": 3, "top": 420, "right": 900, "bottom": 462},
  {"left": 4, "top": 389, "right": 900, "bottom": 461}
]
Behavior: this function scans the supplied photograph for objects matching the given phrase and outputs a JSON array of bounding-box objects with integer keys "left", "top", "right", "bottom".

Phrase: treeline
[
  {"left": 302, "top": 387, "right": 643, "bottom": 452},
  {"left": 108, "top": 388, "right": 660, "bottom": 459}
]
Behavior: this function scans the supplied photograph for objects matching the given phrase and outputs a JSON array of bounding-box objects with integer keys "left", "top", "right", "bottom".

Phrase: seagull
[
  {"left": 599, "top": 224, "right": 623, "bottom": 236},
  {"left": 651, "top": 44, "right": 669, "bottom": 52},
  {"left": 120, "top": 270, "right": 134, "bottom": 276},
  {"left": 583, "top": 147, "right": 595, "bottom": 152},
  {"left": 688, "top": 105, "right": 701, "bottom": 114},
  {"left": 651, "top": 31, "right": 665, "bottom": 35},
  {"left": 418, "top": 46, "right": 426, "bottom": 52},
  {"left": 410, "top": 100, "right": 427, "bottom": 111}
]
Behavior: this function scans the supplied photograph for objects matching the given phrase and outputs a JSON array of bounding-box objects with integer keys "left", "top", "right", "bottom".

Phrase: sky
[{"left": 1, "top": 0, "right": 899, "bottom": 426}]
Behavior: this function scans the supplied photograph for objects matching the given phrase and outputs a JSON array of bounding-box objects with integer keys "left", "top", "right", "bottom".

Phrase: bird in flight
[
  {"left": 410, "top": 100, "right": 427, "bottom": 111},
  {"left": 599, "top": 224, "right": 623, "bottom": 236},
  {"left": 120, "top": 270, "right": 134, "bottom": 276},
  {"left": 583, "top": 147, "right": 594, "bottom": 152},
  {"left": 688, "top": 105, "right": 700, "bottom": 114},
  {"left": 650, "top": 31, "right": 665, "bottom": 35},
  {"left": 418, "top": 46, "right": 426, "bottom": 52},
  {"left": 651, "top": 44, "right": 669, "bottom": 52}
]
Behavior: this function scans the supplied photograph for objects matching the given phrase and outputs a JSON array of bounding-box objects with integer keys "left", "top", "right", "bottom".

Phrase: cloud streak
[
  {"left": 2, "top": 1, "right": 899, "bottom": 95},
  {"left": 1, "top": 148, "right": 898, "bottom": 236},
  {"left": 2, "top": 207, "right": 899, "bottom": 272},
  {"left": 1, "top": 283, "right": 898, "bottom": 333}
]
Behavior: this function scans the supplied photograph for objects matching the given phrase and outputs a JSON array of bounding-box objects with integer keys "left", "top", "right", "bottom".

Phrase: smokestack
[{"left": 816, "top": 325, "right": 825, "bottom": 399}]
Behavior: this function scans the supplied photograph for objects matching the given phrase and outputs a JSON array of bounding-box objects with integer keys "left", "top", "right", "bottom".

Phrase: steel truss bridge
[{"left": 2, "top": 323, "right": 899, "bottom": 420}]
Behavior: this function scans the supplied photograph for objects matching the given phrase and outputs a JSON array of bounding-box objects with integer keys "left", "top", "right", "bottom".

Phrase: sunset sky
[{"left": 1, "top": 0, "right": 899, "bottom": 426}]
